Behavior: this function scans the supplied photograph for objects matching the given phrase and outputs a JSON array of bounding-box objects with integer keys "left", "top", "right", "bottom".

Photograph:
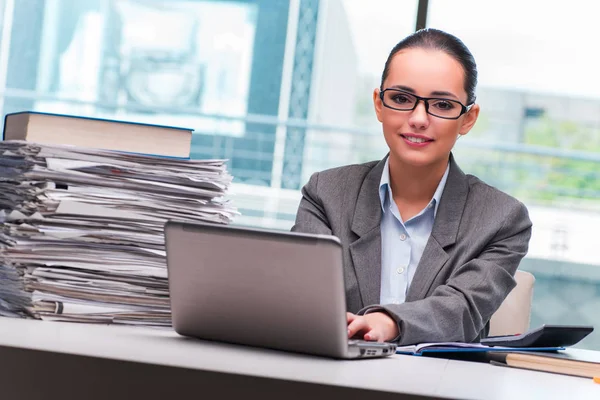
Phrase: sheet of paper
[{"left": 0, "top": 141, "right": 236, "bottom": 326}]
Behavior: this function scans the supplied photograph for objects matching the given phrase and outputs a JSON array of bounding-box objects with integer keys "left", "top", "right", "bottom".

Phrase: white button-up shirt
[{"left": 378, "top": 158, "right": 450, "bottom": 305}]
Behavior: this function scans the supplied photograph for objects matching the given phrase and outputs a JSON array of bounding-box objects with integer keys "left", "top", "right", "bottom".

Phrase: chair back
[{"left": 489, "top": 270, "right": 535, "bottom": 336}]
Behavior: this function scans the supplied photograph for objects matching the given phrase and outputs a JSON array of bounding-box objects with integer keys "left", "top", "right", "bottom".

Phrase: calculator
[{"left": 480, "top": 324, "right": 594, "bottom": 347}]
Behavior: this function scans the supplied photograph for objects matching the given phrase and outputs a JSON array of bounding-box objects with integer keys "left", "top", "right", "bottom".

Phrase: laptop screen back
[{"left": 164, "top": 221, "right": 349, "bottom": 357}]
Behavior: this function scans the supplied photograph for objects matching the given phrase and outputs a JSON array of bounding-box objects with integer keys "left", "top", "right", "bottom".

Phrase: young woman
[{"left": 292, "top": 28, "right": 532, "bottom": 345}]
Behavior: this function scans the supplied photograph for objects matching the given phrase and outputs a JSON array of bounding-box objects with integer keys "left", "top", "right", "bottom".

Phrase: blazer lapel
[
  {"left": 349, "top": 158, "right": 387, "bottom": 308},
  {"left": 406, "top": 155, "right": 470, "bottom": 301}
]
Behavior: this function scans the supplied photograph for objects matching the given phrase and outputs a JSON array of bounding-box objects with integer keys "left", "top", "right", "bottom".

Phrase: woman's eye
[
  {"left": 432, "top": 100, "right": 455, "bottom": 110},
  {"left": 391, "top": 95, "right": 410, "bottom": 104}
]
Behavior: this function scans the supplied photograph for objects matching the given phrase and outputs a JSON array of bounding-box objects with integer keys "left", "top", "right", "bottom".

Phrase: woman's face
[{"left": 373, "top": 48, "right": 479, "bottom": 169}]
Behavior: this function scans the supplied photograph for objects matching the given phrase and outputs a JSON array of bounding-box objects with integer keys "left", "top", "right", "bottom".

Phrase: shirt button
[
  {"left": 392, "top": 300, "right": 401, "bottom": 305},
  {"left": 428, "top": 203, "right": 434, "bottom": 209},
  {"left": 399, "top": 234, "right": 407, "bottom": 241},
  {"left": 397, "top": 267, "right": 405, "bottom": 274}
]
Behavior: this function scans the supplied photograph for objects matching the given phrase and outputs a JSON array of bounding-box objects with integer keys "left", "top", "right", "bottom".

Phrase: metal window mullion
[{"left": 415, "top": 0, "right": 429, "bottom": 31}]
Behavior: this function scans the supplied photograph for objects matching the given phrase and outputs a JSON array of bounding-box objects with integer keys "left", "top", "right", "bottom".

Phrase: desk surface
[{"left": 0, "top": 318, "right": 598, "bottom": 399}]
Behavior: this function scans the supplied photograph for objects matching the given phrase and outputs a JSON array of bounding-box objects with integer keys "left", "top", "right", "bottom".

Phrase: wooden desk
[{"left": 0, "top": 318, "right": 598, "bottom": 399}]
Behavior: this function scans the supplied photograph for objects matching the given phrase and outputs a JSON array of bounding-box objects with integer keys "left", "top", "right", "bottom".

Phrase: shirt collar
[
  {"left": 378, "top": 158, "right": 392, "bottom": 213},
  {"left": 379, "top": 158, "right": 450, "bottom": 217}
]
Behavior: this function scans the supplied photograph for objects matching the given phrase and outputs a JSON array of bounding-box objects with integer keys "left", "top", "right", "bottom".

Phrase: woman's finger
[
  {"left": 346, "top": 312, "right": 356, "bottom": 323},
  {"left": 364, "top": 327, "right": 384, "bottom": 342},
  {"left": 347, "top": 317, "right": 368, "bottom": 339}
]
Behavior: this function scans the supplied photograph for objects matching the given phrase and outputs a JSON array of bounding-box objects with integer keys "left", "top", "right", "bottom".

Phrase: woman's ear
[
  {"left": 458, "top": 104, "right": 480, "bottom": 136},
  {"left": 373, "top": 88, "right": 384, "bottom": 123}
]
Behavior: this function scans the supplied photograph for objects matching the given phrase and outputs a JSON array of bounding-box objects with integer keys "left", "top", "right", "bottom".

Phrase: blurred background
[{"left": 0, "top": 0, "right": 599, "bottom": 348}]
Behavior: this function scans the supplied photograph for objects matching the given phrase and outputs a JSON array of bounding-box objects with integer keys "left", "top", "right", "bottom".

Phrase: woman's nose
[{"left": 408, "top": 100, "right": 430, "bottom": 130}]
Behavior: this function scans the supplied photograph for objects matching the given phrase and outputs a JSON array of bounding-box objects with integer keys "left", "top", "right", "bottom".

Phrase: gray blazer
[{"left": 292, "top": 155, "right": 532, "bottom": 345}]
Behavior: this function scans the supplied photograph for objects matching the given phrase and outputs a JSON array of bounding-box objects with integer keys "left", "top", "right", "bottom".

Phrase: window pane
[
  {"left": 0, "top": 0, "right": 418, "bottom": 229},
  {"left": 301, "top": 0, "right": 418, "bottom": 183},
  {"left": 0, "top": 0, "right": 289, "bottom": 188},
  {"left": 429, "top": 0, "right": 600, "bottom": 350}
]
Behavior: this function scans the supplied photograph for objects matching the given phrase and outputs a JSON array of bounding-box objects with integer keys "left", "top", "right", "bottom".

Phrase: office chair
[{"left": 489, "top": 270, "right": 535, "bottom": 336}]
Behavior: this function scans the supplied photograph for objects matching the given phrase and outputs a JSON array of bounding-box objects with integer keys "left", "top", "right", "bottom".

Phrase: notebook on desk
[
  {"left": 164, "top": 221, "right": 397, "bottom": 359},
  {"left": 396, "top": 324, "right": 593, "bottom": 356},
  {"left": 395, "top": 342, "right": 564, "bottom": 356}
]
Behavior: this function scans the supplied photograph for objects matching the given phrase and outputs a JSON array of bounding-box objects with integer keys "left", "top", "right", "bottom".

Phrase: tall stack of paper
[{"left": 0, "top": 141, "right": 237, "bottom": 326}]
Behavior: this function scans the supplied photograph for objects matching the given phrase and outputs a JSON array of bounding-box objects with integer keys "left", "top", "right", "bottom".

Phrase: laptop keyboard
[
  {"left": 348, "top": 339, "right": 370, "bottom": 345},
  {"left": 348, "top": 339, "right": 394, "bottom": 348}
]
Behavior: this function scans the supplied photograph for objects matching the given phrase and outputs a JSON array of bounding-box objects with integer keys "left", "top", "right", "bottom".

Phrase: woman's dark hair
[{"left": 380, "top": 28, "right": 477, "bottom": 104}]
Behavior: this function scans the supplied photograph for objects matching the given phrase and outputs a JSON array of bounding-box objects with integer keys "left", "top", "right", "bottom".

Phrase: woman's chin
[{"left": 390, "top": 150, "right": 443, "bottom": 169}]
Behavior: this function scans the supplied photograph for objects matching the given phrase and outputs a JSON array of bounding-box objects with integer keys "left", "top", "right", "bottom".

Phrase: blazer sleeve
[
  {"left": 291, "top": 172, "right": 333, "bottom": 235},
  {"left": 361, "top": 201, "right": 532, "bottom": 345}
]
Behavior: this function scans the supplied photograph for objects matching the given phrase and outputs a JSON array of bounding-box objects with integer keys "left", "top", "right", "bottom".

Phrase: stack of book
[{"left": 0, "top": 112, "right": 238, "bottom": 326}]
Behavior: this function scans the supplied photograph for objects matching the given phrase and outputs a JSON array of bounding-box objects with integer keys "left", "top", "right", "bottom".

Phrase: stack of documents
[{"left": 0, "top": 141, "right": 237, "bottom": 326}]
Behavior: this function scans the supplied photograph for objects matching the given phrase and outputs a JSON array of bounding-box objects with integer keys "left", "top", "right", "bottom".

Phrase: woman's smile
[{"left": 400, "top": 133, "right": 434, "bottom": 147}]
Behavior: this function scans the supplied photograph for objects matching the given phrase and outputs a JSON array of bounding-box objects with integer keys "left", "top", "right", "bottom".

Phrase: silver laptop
[{"left": 164, "top": 220, "right": 397, "bottom": 359}]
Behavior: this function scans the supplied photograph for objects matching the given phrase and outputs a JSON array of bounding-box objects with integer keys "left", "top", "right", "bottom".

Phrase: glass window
[
  {"left": 307, "top": 0, "right": 419, "bottom": 167},
  {"left": 428, "top": 0, "right": 600, "bottom": 350},
  {"left": 0, "top": 0, "right": 418, "bottom": 229},
  {"left": 0, "top": 0, "right": 289, "bottom": 226}
]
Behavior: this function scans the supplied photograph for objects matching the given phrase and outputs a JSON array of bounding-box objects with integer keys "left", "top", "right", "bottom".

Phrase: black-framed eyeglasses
[{"left": 379, "top": 88, "right": 474, "bottom": 120}]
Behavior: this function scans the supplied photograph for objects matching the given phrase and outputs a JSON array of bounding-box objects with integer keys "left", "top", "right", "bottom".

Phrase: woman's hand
[{"left": 346, "top": 312, "right": 399, "bottom": 342}]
